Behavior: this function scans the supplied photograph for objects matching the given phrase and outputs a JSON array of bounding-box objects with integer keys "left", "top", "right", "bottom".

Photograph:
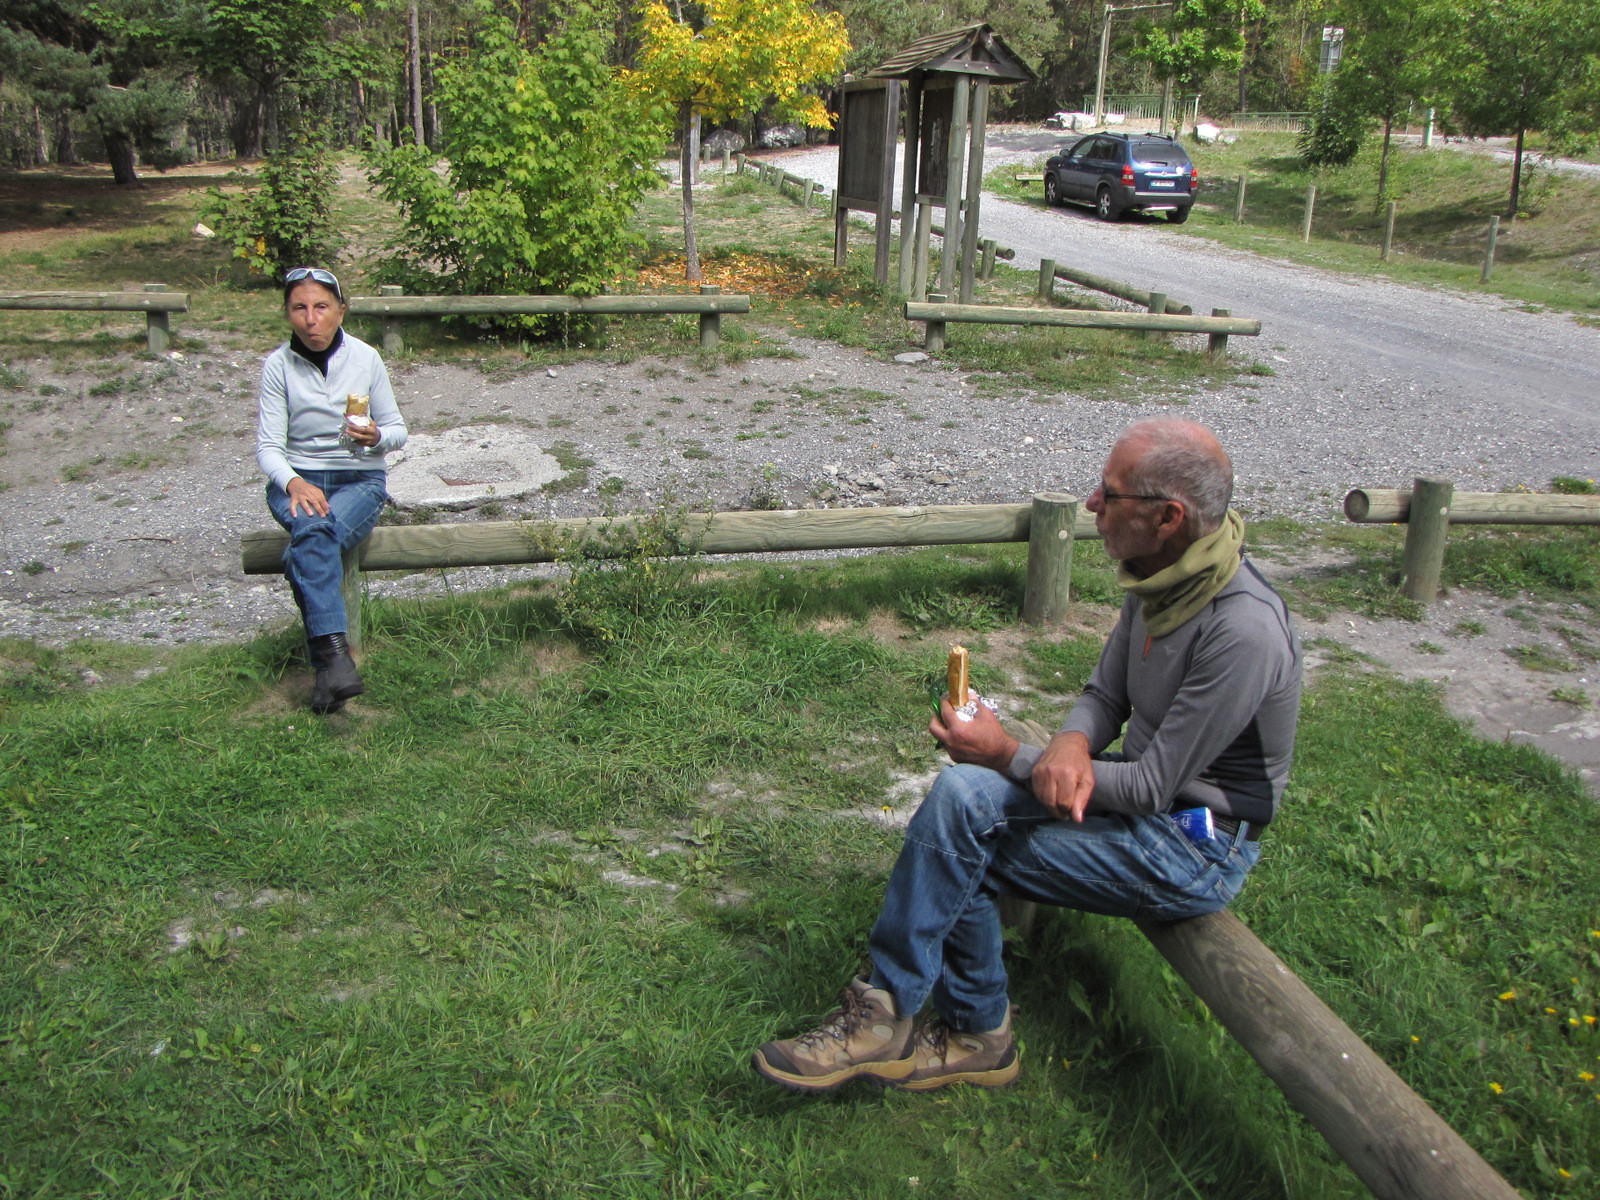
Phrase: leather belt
[{"left": 1214, "top": 816, "right": 1264, "bottom": 842}]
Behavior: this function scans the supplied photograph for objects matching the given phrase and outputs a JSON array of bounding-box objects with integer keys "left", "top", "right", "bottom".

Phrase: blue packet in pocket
[{"left": 1170, "top": 806, "right": 1216, "bottom": 845}]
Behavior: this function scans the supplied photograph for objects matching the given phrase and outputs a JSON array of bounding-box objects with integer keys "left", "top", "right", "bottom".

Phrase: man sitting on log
[{"left": 753, "top": 418, "right": 1303, "bottom": 1093}]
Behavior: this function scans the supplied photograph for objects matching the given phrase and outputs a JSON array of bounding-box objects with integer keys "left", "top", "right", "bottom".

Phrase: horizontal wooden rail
[
  {"left": 0, "top": 290, "right": 190, "bottom": 313},
  {"left": 242, "top": 503, "right": 1103, "bottom": 575},
  {"left": 1346, "top": 479, "right": 1600, "bottom": 606},
  {"left": 0, "top": 284, "right": 189, "bottom": 351},
  {"left": 906, "top": 301, "right": 1260, "bottom": 336},
  {"left": 348, "top": 288, "right": 751, "bottom": 354},
  {"left": 1139, "top": 911, "right": 1520, "bottom": 1200},
  {"left": 1344, "top": 487, "right": 1600, "bottom": 526},
  {"left": 347, "top": 294, "right": 751, "bottom": 317},
  {"left": 1050, "top": 263, "right": 1192, "bottom": 315},
  {"left": 929, "top": 223, "right": 1016, "bottom": 260}
]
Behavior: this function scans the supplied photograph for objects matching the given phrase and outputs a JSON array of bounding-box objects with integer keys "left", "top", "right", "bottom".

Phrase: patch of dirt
[{"left": 1300, "top": 592, "right": 1600, "bottom": 791}]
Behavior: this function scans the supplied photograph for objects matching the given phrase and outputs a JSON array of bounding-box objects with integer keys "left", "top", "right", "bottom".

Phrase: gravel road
[{"left": 1, "top": 130, "right": 1594, "bottom": 652}]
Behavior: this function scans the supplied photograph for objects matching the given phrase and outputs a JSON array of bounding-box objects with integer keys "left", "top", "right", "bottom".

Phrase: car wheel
[
  {"left": 1167, "top": 205, "right": 1191, "bottom": 225},
  {"left": 1044, "top": 175, "right": 1060, "bottom": 207},
  {"left": 1096, "top": 187, "right": 1119, "bottom": 222}
]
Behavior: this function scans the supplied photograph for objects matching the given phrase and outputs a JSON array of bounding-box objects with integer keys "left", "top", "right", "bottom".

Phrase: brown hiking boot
[
  {"left": 752, "top": 975, "right": 915, "bottom": 1093},
  {"left": 900, "top": 1007, "right": 1020, "bottom": 1092}
]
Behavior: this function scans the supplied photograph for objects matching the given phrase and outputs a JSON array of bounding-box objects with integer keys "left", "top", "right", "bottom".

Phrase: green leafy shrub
[
  {"left": 202, "top": 136, "right": 338, "bottom": 276},
  {"left": 367, "top": 3, "right": 668, "bottom": 319},
  {"left": 1298, "top": 75, "right": 1372, "bottom": 168}
]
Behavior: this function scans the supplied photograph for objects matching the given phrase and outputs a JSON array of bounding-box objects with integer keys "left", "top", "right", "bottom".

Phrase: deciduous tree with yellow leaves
[{"left": 628, "top": 0, "right": 849, "bottom": 281}]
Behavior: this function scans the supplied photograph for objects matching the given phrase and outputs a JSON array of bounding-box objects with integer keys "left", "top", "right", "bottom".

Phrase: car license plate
[{"left": 1150, "top": 181, "right": 1175, "bottom": 188}]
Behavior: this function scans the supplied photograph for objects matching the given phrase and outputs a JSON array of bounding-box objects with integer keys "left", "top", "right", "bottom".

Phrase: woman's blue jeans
[
  {"left": 266, "top": 470, "right": 388, "bottom": 639},
  {"left": 868, "top": 763, "right": 1260, "bottom": 1033}
]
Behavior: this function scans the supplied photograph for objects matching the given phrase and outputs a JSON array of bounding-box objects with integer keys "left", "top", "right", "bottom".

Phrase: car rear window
[{"left": 1131, "top": 142, "right": 1190, "bottom": 167}]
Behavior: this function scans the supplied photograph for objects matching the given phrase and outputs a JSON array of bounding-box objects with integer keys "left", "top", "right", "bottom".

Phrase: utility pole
[
  {"left": 1093, "top": 3, "right": 1173, "bottom": 126},
  {"left": 410, "top": 0, "right": 424, "bottom": 147}
]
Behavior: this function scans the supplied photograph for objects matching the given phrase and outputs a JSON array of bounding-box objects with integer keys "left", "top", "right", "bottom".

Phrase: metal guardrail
[{"left": 1229, "top": 112, "right": 1312, "bottom": 132}]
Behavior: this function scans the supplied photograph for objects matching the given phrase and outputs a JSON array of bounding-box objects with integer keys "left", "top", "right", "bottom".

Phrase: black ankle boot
[{"left": 307, "top": 632, "right": 364, "bottom": 714}]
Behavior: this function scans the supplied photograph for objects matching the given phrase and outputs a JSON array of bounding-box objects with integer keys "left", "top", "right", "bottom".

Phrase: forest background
[{"left": 1, "top": 0, "right": 1596, "bottom": 186}]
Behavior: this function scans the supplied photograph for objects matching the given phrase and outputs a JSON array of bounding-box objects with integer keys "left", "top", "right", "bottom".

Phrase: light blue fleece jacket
[{"left": 255, "top": 332, "right": 408, "bottom": 491}]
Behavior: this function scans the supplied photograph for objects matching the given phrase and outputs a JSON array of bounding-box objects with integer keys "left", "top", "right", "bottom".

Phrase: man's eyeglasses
[
  {"left": 1093, "top": 480, "right": 1170, "bottom": 504},
  {"left": 284, "top": 266, "right": 342, "bottom": 298}
]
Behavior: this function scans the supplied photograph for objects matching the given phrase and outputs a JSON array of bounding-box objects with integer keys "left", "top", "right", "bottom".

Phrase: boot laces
[
  {"left": 913, "top": 1018, "right": 952, "bottom": 1064},
  {"left": 796, "top": 986, "right": 871, "bottom": 1051}
]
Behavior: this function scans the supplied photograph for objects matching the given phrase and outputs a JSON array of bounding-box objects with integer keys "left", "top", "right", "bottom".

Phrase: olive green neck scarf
[{"left": 1116, "top": 510, "right": 1245, "bottom": 639}]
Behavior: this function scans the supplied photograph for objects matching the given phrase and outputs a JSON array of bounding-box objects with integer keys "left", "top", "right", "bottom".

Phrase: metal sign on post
[{"left": 1319, "top": 27, "right": 1344, "bottom": 73}]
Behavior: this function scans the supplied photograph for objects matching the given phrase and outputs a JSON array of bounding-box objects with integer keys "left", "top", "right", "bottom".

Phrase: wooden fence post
[
  {"left": 379, "top": 285, "right": 404, "bottom": 355},
  {"left": 1400, "top": 477, "right": 1454, "bottom": 604},
  {"left": 341, "top": 544, "right": 363, "bottom": 651},
  {"left": 721, "top": 146, "right": 730, "bottom": 174},
  {"left": 143, "top": 283, "right": 170, "bottom": 353},
  {"left": 923, "top": 291, "right": 947, "bottom": 352},
  {"left": 1145, "top": 292, "right": 1167, "bottom": 340},
  {"left": 1038, "top": 258, "right": 1056, "bottom": 301},
  {"left": 1023, "top": 492, "right": 1079, "bottom": 625},
  {"left": 912, "top": 202, "right": 934, "bottom": 300},
  {"left": 698, "top": 284, "right": 721, "bottom": 349},
  {"left": 735, "top": 152, "right": 746, "bottom": 175},
  {"left": 1234, "top": 174, "right": 1247, "bottom": 223},
  {"left": 1381, "top": 201, "right": 1397, "bottom": 261},
  {"left": 1207, "top": 307, "right": 1231, "bottom": 358},
  {"left": 1301, "top": 184, "right": 1316, "bottom": 241},
  {"left": 980, "top": 239, "right": 997, "bottom": 281},
  {"left": 1480, "top": 215, "right": 1500, "bottom": 283}
]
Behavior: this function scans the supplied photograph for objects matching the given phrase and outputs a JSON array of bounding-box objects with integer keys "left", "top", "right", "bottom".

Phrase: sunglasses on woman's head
[{"left": 284, "top": 267, "right": 342, "bottom": 297}]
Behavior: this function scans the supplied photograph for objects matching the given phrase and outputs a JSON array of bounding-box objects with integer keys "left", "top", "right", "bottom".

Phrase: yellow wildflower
[
  {"left": 1581, "top": 1071, "right": 1596, "bottom": 1082},
  {"left": 1489, "top": 1081, "right": 1504, "bottom": 1095},
  {"left": 1572, "top": 1018, "right": 1583, "bottom": 1027},
  {"left": 1559, "top": 1168, "right": 1572, "bottom": 1179},
  {"left": 1546, "top": 1007, "right": 1559, "bottom": 1015},
  {"left": 1498, "top": 990, "right": 1517, "bottom": 1001},
  {"left": 1410, "top": 1035, "right": 1420, "bottom": 1043}
]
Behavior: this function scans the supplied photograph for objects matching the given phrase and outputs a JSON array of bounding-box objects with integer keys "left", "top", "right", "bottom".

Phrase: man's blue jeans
[
  {"left": 266, "top": 470, "right": 388, "bottom": 639},
  {"left": 868, "top": 763, "right": 1260, "bottom": 1033}
]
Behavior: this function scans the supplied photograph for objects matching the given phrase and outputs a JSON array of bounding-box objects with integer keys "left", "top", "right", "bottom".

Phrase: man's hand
[
  {"left": 930, "top": 694, "right": 1019, "bottom": 774},
  {"left": 285, "top": 477, "right": 330, "bottom": 518},
  {"left": 1031, "top": 731, "right": 1096, "bottom": 822}
]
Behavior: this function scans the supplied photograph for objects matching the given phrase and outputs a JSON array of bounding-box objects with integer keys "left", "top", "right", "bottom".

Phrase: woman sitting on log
[{"left": 256, "top": 267, "right": 408, "bottom": 714}]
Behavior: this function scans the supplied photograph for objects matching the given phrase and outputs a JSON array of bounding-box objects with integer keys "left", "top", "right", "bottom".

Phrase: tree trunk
[
  {"left": 410, "top": 0, "right": 424, "bottom": 147},
  {"left": 232, "top": 85, "right": 265, "bottom": 158},
  {"left": 55, "top": 109, "right": 75, "bottom": 163},
  {"left": 105, "top": 133, "right": 139, "bottom": 185},
  {"left": 1506, "top": 126, "right": 1525, "bottom": 218},
  {"left": 33, "top": 106, "right": 49, "bottom": 165},
  {"left": 1237, "top": 12, "right": 1250, "bottom": 115},
  {"left": 680, "top": 105, "right": 700, "bottom": 282},
  {"left": 1377, "top": 114, "right": 1393, "bottom": 208}
]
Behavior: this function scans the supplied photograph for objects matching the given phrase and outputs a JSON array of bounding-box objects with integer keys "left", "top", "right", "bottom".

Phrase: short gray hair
[{"left": 1119, "top": 419, "right": 1233, "bottom": 535}]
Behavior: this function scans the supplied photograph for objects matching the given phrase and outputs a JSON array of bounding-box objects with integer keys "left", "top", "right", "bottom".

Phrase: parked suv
[{"left": 1043, "top": 133, "right": 1196, "bottom": 223}]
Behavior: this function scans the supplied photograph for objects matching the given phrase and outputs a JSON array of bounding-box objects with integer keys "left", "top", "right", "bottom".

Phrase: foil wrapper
[{"left": 952, "top": 693, "right": 1000, "bottom": 723}]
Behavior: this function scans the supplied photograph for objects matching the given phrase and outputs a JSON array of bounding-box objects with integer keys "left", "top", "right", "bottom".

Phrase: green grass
[
  {"left": 989, "top": 133, "right": 1600, "bottom": 318},
  {"left": 3, "top": 544, "right": 1599, "bottom": 1198},
  {"left": 1250, "top": 520, "right": 1600, "bottom": 620}
]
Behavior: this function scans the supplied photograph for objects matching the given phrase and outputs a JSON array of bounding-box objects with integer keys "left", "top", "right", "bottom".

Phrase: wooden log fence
[
  {"left": 905, "top": 300, "right": 1260, "bottom": 354},
  {"left": 1045, "top": 263, "right": 1193, "bottom": 315},
  {"left": 244, "top": 494, "right": 1522, "bottom": 1196},
  {"left": 347, "top": 287, "right": 751, "bottom": 356},
  {"left": 243, "top": 499, "right": 1103, "bottom": 648},
  {"left": 1345, "top": 481, "right": 1600, "bottom": 603},
  {"left": 0, "top": 284, "right": 189, "bottom": 352}
]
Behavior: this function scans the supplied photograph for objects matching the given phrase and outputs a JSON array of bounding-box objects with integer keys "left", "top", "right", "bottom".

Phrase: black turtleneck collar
[{"left": 289, "top": 327, "right": 344, "bottom": 377}]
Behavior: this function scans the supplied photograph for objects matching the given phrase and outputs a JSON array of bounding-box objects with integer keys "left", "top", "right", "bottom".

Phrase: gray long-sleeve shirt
[
  {"left": 1008, "top": 560, "right": 1302, "bottom": 824},
  {"left": 255, "top": 333, "right": 407, "bottom": 491}
]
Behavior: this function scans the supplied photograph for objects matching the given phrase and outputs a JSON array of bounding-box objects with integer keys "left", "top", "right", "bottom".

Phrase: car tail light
[
  {"left": 1191, "top": 165, "right": 1199, "bottom": 188},
  {"left": 1121, "top": 164, "right": 1135, "bottom": 186}
]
